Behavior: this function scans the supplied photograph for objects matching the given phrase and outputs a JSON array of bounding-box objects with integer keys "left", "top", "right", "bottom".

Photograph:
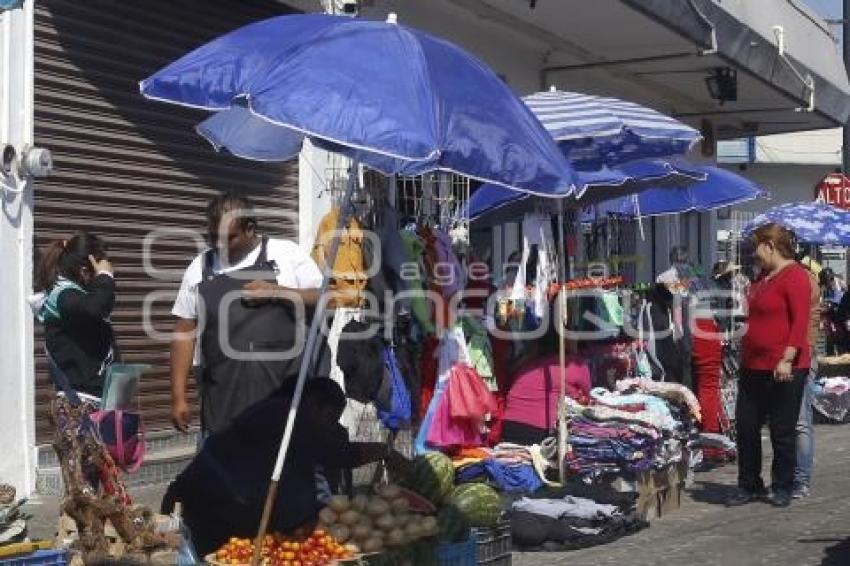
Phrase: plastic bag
[
  {"left": 447, "top": 364, "right": 496, "bottom": 421},
  {"left": 377, "top": 347, "right": 412, "bottom": 431},
  {"left": 101, "top": 363, "right": 150, "bottom": 410},
  {"left": 88, "top": 409, "right": 146, "bottom": 473},
  {"left": 425, "top": 376, "right": 485, "bottom": 449}
]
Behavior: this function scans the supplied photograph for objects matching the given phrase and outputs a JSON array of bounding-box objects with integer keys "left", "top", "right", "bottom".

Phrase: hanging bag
[
  {"left": 446, "top": 364, "right": 497, "bottom": 421},
  {"left": 46, "top": 348, "right": 146, "bottom": 473},
  {"left": 377, "top": 347, "right": 412, "bottom": 432}
]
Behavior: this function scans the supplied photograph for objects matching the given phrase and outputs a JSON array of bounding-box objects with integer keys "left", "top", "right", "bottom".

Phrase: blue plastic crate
[
  {"left": 0, "top": 549, "right": 69, "bottom": 566},
  {"left": 435, "top": 535, "right": 476, "bottom": 566}
]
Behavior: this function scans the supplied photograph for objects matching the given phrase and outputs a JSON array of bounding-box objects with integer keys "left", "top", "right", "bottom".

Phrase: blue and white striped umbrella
[
  {"left": 523, "top": 88, "right": 701, "bottom": 168},
  {"left": 744, "top": 202, "right": 850, "bottom": 245}
]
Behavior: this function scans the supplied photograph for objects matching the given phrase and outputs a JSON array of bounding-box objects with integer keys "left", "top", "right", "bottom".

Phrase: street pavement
[
  {"left": 23, "top": 424, "right": 850, "bottom": 565},
  {"left": 517, "top": 423, "right": 850, "bottom": 566}
]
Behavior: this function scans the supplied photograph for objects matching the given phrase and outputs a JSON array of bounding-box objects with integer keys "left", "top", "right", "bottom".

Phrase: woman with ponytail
[{"left": 30, "top": 232, "right": 116, "bottom": 398}]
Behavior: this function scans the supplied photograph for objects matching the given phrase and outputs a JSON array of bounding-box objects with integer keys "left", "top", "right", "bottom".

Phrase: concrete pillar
[{"left": 0, "top": 0, "right": 36, "bottom": 495}]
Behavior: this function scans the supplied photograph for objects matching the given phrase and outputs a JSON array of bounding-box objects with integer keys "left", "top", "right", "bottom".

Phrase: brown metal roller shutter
[{"left": 33, "top": 0, "right": 301, "bottom": 442}]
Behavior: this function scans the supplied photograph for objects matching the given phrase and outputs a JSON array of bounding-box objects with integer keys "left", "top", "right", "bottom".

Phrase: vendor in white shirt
[{"left": 170, "top": 192, "right": 323, "bottom": 435}]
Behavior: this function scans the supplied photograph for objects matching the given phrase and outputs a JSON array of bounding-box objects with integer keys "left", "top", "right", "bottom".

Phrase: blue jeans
[{"left": 795, "top": 368, "right": 816, "bottom": 488}]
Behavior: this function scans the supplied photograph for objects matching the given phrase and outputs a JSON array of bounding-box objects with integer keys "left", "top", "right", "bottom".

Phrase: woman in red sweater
[{"left": 729, "top": 223, "right": 810, "bottom": 508}]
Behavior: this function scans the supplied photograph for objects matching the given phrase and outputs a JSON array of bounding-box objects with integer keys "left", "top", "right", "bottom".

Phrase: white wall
[
  {"left": 720, "top": 162, "right": 836, "bottom": 214},
  {"left": 754, "top": 128, "right": 842, "bottom": 166},
  {"left": 0, "top": 1, "right": 36, "bottom": 495}
]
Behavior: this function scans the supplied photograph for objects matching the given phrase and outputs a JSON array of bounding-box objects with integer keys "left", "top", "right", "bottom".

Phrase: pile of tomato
[{"left": 213, "top": 528, "right": 355, "bottom": 566}]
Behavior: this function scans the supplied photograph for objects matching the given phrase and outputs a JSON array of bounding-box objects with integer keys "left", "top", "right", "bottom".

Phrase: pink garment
[
  {"left": 503, "top": 354, "right": 591, "bottom": 430},
  {"left": 426, "top": 363, "right": 488, "bottom": 449}
]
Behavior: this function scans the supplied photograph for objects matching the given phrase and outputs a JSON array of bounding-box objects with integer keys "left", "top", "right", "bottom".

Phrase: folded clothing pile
[
  {"left": 689, "top": 432, "right": 736, "bottom": 469},
  {"left": 562, "top": 383, "right": 698, "bottom": 482},
  {"left": 814, "top": 376, "right": 850, "bottom": 423},
  {"left": 509, "top": 493, "right": 647, "bottom": 551}
]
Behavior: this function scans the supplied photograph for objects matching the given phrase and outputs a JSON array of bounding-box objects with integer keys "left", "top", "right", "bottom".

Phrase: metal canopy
[{"left": 446, "top": 0, "right": 850, "bottom": 139}]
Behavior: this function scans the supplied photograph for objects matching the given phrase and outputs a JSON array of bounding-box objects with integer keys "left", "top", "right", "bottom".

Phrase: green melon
[
  {"left": 437, "top": 503, "right": 470, "bottom": 543},
  {"left": 448, "top": 483, "right": 502, "bottom": 528},
  {"left": 402, "top": 452, "right": 455, "bottom": 505}
]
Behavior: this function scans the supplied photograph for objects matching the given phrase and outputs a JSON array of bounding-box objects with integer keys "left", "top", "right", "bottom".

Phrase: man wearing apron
[{"left": 170, "top": 193, "right": 323, "bottom": 435}]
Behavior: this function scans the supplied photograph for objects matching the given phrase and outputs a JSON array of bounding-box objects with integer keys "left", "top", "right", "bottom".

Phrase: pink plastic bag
[
  {"left": 425, "top": 376, "right": 485, "bottom": 449},
  {"left": 447, "top": 364, "right": 497, "bottom": 421}
]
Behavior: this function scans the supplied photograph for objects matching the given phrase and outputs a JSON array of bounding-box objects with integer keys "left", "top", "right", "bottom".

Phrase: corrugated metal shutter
[{"left": 33, "top": 0, "right": 300, "bottom": 442}]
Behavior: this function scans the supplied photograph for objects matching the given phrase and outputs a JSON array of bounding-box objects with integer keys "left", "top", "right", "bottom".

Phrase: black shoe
[
  {"left": 726, "top": 488, "right": 767, "bottom": 507},
  {"left": 770, "top": 489, "right": 792, "bottom": 508}
]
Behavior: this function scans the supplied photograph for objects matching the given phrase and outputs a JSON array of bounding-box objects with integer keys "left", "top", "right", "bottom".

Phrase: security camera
[
  {"left": 1, "top": 144, "right": 16, "bottom": 176},
  {"left": 339, "top": 0, "right": 358, "bottom": 14}
]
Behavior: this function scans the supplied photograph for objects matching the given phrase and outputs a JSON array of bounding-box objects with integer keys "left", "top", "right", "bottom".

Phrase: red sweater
[{"left": 742, "top": 264, "right": 811, "bottom": 371}]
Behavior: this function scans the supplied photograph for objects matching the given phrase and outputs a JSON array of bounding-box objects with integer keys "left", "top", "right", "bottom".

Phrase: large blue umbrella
[
  {"left": 467, "top": 159, "right": 709, "bottom": 224},
  {"left": 140, "top": 13, "right": 583, "bottom": 196},
  {"left": 139, "top": 13, "right": 591, "bottom": 554},
  {"left": 744, "top": 202, "right": 850, "bottom": 245},
  {"left": 524, "top": 87, "right": 701, "bottom": 168},
  {"left": 580, "top": 166, "right": 767, "bottom": 221}
]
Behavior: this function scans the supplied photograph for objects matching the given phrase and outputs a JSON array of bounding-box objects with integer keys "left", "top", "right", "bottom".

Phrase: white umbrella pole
[
  {"left": 557, "top": 202, "right": 568, "bottom": 484},
  {"left": 252, "top": 165, "right": 357, "bottom": 565}
]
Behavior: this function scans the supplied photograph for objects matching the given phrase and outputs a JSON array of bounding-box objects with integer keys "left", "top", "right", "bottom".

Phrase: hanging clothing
[
  {"left": 640, "top": 284, "right": 689, "bottom": 386},
  {"left": 311, "top": 207, "right": 367, "bottom": 308},
  {"left": 503, "top": 353, "right": 591, "bottom": 433},
  {"left": 326, "top": 308, "right": 364, "bottom": 391},
  {"left": 399, "top": 229, "right": 435, "bottom": 335},
  {"left": 335, "top": 319, "right": 386, "bottom": 404},
  {"left": 512, "top": 214, "right": 557, "bottom": 320},
  {"left": 693, "top": 318, "right": 722, "bottom": 433},
  {"left": 457, "top": 316, "right": 495, "bottom": 389}
]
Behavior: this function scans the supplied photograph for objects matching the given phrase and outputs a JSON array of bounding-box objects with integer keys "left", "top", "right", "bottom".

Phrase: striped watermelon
[
  {"left": 448, "top": 483, "right": 502, "bottom": 528},
  {"left": 437, "top": 504, "right": 470, "bottom": 543},
  {"left": 402, "top": 452, "right": 454, "bottom": 505}
]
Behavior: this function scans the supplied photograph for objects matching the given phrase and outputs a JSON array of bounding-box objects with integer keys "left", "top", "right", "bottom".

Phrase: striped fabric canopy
[{"left": 523, "top": 88, "right": 701, "bottom": 168}]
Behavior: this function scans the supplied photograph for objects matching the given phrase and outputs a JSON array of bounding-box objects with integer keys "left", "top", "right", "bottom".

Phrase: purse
[{"left": 46, "top": 349, "right": 146, "bottom": 473}]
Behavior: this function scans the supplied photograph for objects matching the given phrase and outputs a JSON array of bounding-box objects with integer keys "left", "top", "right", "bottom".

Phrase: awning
[
  {"left": 620, "top": 0, "right": 850, "bottom": 131},
  {"left": 441, "top": 0, "right": 850, "bottom": 139}
]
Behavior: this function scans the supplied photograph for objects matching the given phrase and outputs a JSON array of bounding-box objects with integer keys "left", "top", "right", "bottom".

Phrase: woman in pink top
[{"left": 501, "top": 329, "right": 591, "bottom": 445}]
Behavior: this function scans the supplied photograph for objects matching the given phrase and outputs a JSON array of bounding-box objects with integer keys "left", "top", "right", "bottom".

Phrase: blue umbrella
[
  {"left": 524, "top": 88, "right": 701, "bottom": 168},
  {"left": 580, "top": 166, "right": 767, "bottom": 221},
  {"left": 140, "top": 13, "right": 583, "bottom": 197},
  {"left": 744, "top": 202, "right": 850, "bottom": 245},
  {"left": 467, "top": 159, "right": 709, "bottom": 223}
]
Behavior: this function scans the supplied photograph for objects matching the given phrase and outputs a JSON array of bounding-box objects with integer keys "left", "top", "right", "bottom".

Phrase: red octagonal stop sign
[{"left": 815, "top": 173, "right": 850, "bottom": 210}]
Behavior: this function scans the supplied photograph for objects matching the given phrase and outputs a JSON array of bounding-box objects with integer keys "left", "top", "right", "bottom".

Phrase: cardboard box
[{"left": 636, "top": 460, "right": 687, "bottom": 520}]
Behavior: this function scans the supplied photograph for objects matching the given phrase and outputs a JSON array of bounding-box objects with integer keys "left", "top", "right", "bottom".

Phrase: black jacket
[{"left": 45, "top": 274, "right": 116, "bottom": 397}]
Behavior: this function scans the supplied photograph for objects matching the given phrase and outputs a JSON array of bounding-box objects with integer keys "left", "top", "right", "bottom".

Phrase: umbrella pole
[
  {"left": 251, "top": 165, "right": 357, "bottom": 566},
  {"left": 557, "top": 203, "right": 568, "bottom": 484}
]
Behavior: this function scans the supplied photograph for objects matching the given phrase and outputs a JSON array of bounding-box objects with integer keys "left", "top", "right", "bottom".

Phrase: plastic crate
[
  {"left": 473, "top": 520, "right": 512, "bottom": 565},
  {"left": 0, "top": 549, "right": 69, "bottom": 566},
  {"left": 435, "top": 535, "right": 476, "bottom": 566}
]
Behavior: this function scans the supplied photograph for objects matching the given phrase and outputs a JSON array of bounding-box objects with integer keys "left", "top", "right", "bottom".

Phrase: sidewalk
[{"left": 22, "top": 425, "right": 850, "bottom": 566}]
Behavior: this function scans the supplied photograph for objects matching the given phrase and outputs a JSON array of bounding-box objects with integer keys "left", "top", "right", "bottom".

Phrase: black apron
[{"left": 197, "top": 237, "right": 302, "bottom": 434}]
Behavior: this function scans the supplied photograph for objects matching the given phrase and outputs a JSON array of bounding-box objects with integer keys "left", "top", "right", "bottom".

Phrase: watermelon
[
  {"left": 401, "top": 452, "right": 454, "bottom": 505},
  {"left": 437, "top": 504, "right": 469, "bottom": 543},
  {"left": 448, "top": 483, "right": 502, "bottom": 528}
]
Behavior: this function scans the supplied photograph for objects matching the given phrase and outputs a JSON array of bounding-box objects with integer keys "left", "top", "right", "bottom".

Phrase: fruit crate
[
  {"left": 435, "top": 535, "right": 476, "bottom": 566},
  {"left": 473, "top": 520, "right": 512, "bottom": 565},
  {"left": 0, "top": 549, "right": 69, "bottom": 566}
]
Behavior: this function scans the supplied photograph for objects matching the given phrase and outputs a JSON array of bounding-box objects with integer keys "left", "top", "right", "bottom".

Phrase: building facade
[{"left": 2, "top": 0, "right": 849, "bottom": 495}]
